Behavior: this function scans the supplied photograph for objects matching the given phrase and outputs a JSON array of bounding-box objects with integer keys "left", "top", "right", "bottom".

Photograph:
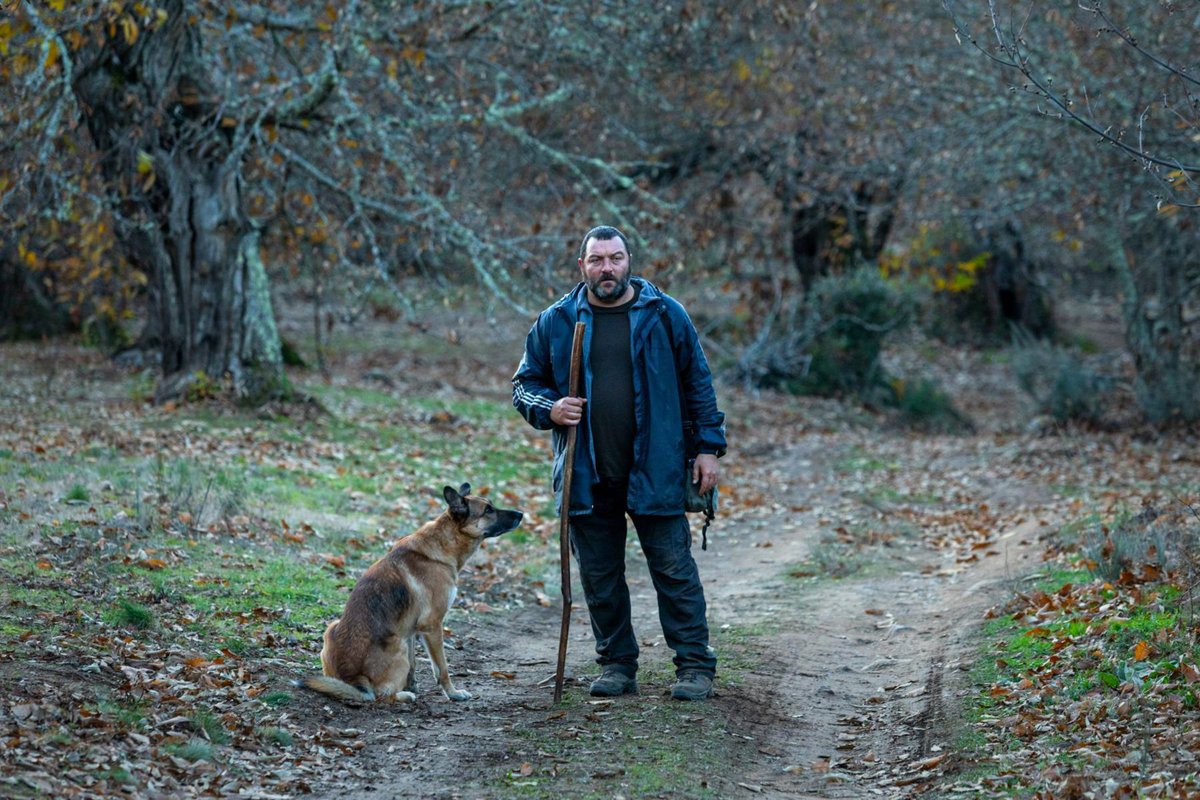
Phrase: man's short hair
[{"left": 578, "top": 226, "right": 632, "bottom": 264}]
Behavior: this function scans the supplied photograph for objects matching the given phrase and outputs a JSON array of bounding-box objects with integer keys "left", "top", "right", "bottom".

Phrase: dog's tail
[{"left": 293, "top": 675, "right": 376, "bottom": 703}]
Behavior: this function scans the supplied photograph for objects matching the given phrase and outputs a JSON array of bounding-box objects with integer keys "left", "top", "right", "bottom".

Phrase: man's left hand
[{"left": 692, "top": 454, "right": 719, "bottom": 495}]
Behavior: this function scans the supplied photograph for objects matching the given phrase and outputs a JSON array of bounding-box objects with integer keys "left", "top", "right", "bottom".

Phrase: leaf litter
[{"left": 3, "top": 330, "right": 1200, "bottom": 797}]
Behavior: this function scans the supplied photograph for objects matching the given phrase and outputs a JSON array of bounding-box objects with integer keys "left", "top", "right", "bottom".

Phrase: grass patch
[
  {"left": 97, "top": 766, "right": 137, "bottom": 786},
  {"left": 94, "top": 696, "right": 149, "bottom": 731},
  {"left": 106, "top": 599, "right": 156, "bottom": 630},
  {"left": 260, "top": 726, "right": 294, "bottom": 747},
  {"left": 191, "top": 707, "right": 232, "bottom": 745},
  {"left": 492, "top": 620, "right": 772, "bottom": 798},
  {"left": 167, "top": 738, "right": 216, "bottom": 763},
  {"left": 712, "top": 621, "right": 776, "bottom": 683},
  {"left": 499, "top": 697, "right": 723, "bottom": 799},
  {"left": 861, "top": 485, "right": 943, "bottom": 506},
  {"left": 836, "top": 451, "right": 897, "bottom": 474}
]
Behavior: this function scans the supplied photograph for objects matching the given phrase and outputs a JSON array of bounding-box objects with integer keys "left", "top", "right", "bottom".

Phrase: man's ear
[{"left": 443, "top": 485, "right": 469, "bottom": 520}]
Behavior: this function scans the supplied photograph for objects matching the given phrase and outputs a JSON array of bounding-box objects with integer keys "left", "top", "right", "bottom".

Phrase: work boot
[
  {"left": 671, "top": 670, "right": 714, "bottom": 701},
  {"left": 589, "top": 668, "right": 638, "bottom": 697}
]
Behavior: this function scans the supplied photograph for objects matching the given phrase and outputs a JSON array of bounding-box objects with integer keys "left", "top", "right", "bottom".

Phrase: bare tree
[
  {"left": 0, "top": 1, "right": 671, "bottom": 401},
  {"left": 945, "top": 0, "right": 1200, "bottom": 421},
  {"left": 944, "top": 1, "right": 1200, "bottom": 210}
]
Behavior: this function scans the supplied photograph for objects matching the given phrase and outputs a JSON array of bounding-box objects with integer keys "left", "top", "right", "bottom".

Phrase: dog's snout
[{"left": 485, "top": 509, "right": 524, "bottom": 538}]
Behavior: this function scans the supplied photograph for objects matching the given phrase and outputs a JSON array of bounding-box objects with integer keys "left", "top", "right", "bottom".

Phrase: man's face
[{"left": 579, "top": 236, "right": 631, "bottom": 303}]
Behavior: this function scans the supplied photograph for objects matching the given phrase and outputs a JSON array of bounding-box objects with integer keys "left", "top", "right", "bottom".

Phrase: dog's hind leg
[
  {"left": 421, "top": 628, "right": 471, "bottom": 701},
  {"left": 403, "top": 635, "right": 417, "bottom": 693},
  {"left": 371, "top": 640, "right": 417, "bottom": 703}
]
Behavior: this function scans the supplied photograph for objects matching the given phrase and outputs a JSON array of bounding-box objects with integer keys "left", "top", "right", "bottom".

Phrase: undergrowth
[{"left": 942, "top": 502, "right": 1200, "bottom": 796}]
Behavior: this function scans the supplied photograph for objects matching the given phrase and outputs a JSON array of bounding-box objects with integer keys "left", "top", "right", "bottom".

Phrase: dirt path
[{"left": 302, "top": 423, "right": 1066, "bottom": 799}]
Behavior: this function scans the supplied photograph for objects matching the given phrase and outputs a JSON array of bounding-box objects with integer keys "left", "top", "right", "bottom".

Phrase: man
[{"left": 512, "top": 225, "right": 727, "bottom": 701}]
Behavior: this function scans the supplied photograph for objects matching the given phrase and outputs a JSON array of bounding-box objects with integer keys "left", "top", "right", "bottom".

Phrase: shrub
[
  {"left": 890, "top": 377, "right": 974, "bottom": 434},
  {"left": 1011, "top": 334, "right": 1112, "bottom": 423},
  {"left": 734, "top": 266, "right": 934, "bottom": 408},
  {"left": 796, "top": 266, "right": 917, "bottom": 400}
]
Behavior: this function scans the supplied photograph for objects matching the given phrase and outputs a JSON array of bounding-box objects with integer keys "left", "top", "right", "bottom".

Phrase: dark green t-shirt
[{"left": 589, "top": 287, "right": 639, "bottom": 480}]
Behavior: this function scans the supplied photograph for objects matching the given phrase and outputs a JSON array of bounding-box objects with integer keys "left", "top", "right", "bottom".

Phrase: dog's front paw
[{"left": 446, "top": 688, "right": 472, "bottom": 701}]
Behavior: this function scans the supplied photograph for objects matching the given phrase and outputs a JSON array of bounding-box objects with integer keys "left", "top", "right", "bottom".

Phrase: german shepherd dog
[{"left": 295, "top": 484, "right": 523, "bottom": 703}]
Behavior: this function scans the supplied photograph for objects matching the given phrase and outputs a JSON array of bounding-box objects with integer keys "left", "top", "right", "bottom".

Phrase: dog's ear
[
  {"left": 443, "top": 485, "right": 469, "bottom": 520},
  {"left": 458, "top": 482, "right": 471, "bottom": 497}
]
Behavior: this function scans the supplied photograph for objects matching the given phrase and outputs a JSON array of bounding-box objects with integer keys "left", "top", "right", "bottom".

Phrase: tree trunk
[
  {"left": 71, "top": 1, "right": 283, "bottom": 403},
  {"left": 1112, "top": 224, "right": 1200, "bottom": 423}
]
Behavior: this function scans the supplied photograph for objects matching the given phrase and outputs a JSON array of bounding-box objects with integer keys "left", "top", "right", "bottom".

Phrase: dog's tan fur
[{"left": 295, "top": 484, "right": 522, "bottom": 704}]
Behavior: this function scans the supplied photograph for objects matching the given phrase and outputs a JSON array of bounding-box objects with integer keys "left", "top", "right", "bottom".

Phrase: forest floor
[{"left": 2, "top": 296, "right": 1198, "bottom": 799}]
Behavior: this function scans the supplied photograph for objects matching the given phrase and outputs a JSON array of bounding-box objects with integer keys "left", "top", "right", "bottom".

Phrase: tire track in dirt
[{"left": 699, "top": 513, "right": 1043, "bottom": 798}]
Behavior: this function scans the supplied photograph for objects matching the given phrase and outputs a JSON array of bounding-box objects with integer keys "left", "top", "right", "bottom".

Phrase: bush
[
  {"left": 796, "top": 266, "right": 917, "bottom": 400},
  {"left": 890, "top": 377, "right": 975, "bottom": 434},
  {"left": 1011, "top": 334, "right": 1113, "bottom": 424},
  {"left": 734, "top": 266, "right": 942, "bottom": 411}
]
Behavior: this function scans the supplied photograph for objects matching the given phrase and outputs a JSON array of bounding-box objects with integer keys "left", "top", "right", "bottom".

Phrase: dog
[{"left": 294, "top": 483, "right": 522, "bottom": 703}]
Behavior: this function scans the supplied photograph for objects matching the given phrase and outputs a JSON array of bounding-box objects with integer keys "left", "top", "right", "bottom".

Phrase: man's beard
[{"left": 588, "top": 273, "right": 630, "bottom": 302}]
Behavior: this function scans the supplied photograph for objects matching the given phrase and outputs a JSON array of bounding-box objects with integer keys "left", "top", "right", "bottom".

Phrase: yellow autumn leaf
[
  {"left": 734, "top": 59, "right": 752, "bottom": 81},
  {"left": 402, "top": 46, "right": 425, "bottom": 67},
  {"left": 1133, "top": 640, "right": 1150, "bottom": 661},
  {"left": 49, "top": 0, "right": 65, "bottom": 11},
  {"left": 44, "top": 40, "right": 60, "bottom": 71},
  {"left": 121, "top": 16, "right": 139, "bottom": 45},
  {"left": 136, "top": 150, "right": 154, "bottom": 174}
]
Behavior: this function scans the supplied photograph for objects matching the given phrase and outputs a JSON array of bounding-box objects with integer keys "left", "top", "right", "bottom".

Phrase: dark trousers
[{"left": 569, "top": 479, "right": 716, "bottom": 677}]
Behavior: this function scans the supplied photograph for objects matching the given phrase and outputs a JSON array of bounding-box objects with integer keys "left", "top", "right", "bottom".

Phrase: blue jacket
[{"left": 512, "top": 278, "right": 727, "bottom": 517}]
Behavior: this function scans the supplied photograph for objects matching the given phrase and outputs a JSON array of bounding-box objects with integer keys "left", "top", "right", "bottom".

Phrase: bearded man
[{"left": 512, "top": 225, "right": 727, "bottom": 701}]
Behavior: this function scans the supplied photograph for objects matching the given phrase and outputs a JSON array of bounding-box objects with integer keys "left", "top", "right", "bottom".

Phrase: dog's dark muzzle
[{"left": 485, "top": 510, "right": 523, "bottom": 538}]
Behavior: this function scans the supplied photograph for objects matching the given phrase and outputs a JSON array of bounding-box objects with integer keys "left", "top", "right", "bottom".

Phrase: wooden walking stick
[{"left": 554, "top": 321, "right": 586, "bottom": 704}]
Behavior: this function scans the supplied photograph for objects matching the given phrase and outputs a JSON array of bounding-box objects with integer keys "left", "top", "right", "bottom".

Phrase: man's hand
[
  {"left": 550, "top": 396, "right": 586, "bottom": 427},
  {"left": 692, "top": 453, "right": 719, "bottom": 495}
]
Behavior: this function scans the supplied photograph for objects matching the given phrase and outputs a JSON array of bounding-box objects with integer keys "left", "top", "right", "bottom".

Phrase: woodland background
[{"left": 0, "top": 0, "right": 1196, "bottom": 420}]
